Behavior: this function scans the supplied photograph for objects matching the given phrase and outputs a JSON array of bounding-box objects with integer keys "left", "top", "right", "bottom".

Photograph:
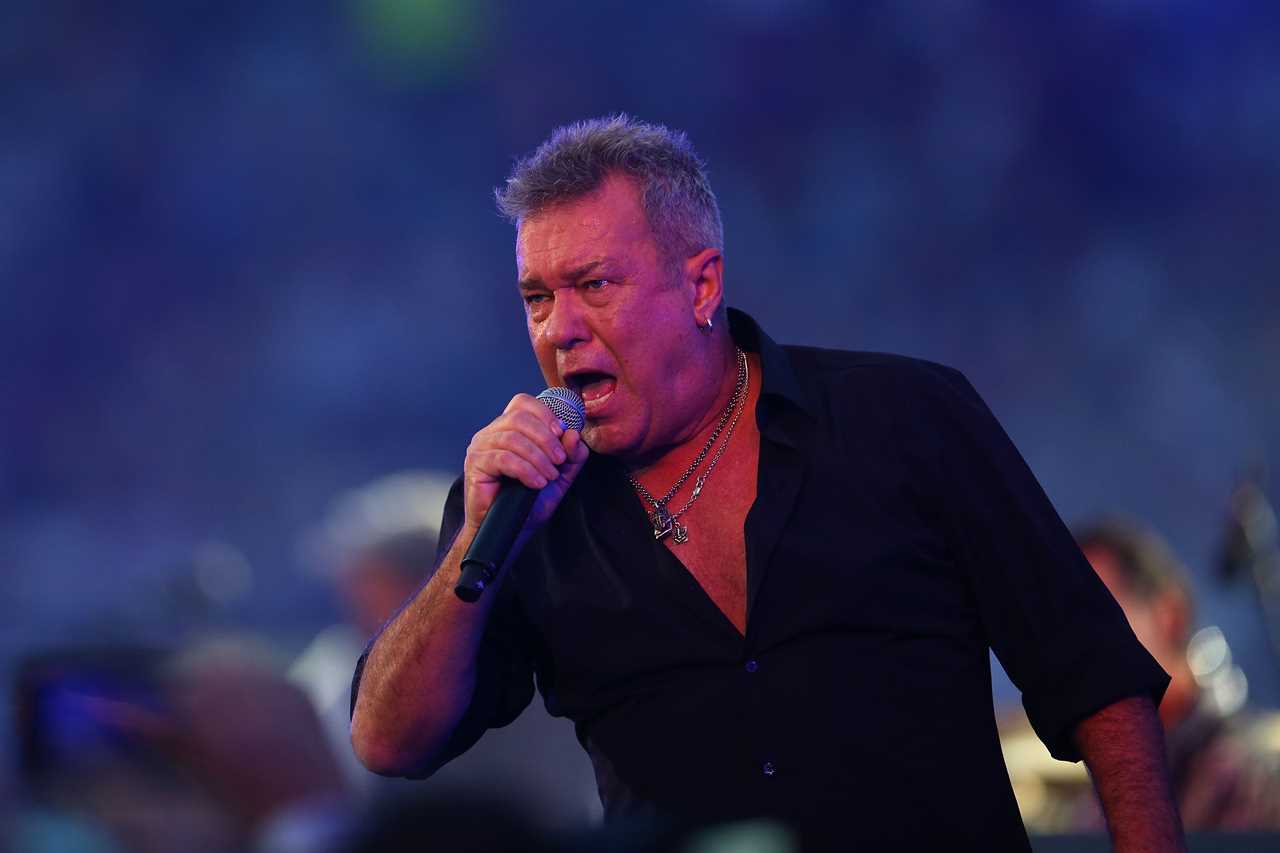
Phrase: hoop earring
[{"left": 698, "top": 317, "right": 713, "bottom": 335}]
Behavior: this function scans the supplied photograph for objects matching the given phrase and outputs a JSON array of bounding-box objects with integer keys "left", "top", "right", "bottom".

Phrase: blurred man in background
[
  {"left": 293, "top": 470, "right": 599, "bottom": 826},
  {"left": 292, "top": 471, "right": 454, "bottom": 797},
  {"left": 1001, "top": 518, "right": 1280, "bottom": 832},
  {"left": 1076, "top": 519, "right": 1280, "bottom": 829}
]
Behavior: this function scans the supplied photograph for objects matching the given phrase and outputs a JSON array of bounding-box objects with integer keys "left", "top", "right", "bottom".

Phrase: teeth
[{"left": 572, "top": 373, "right": 616, "bottom": 403}]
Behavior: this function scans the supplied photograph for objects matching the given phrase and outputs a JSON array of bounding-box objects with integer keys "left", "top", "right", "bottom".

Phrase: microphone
[{"left": 454, "top": 387, "right": 585, "bottom": 603}]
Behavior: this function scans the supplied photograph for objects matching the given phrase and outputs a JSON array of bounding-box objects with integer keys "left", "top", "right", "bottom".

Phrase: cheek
[
  {"left": 1125, "top": 611, "right": 1163, "bottom": 655},
  {"left": 527, "top": 326, "right": 556, "bottom": 374},
  {"left": 616, "top": 332, "right": 692, "bottom": 399}
]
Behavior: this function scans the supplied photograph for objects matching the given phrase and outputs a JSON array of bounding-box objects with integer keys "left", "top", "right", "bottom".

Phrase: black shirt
[{"left": 353, "top": 309, "right": 1168, "bottom": 850}]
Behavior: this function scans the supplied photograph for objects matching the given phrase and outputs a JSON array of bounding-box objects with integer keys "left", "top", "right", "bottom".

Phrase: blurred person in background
[
  {"left": 12, "top": 641, "right": 352, "bottom": 853},
  {"left": 349, "top": 115, "right": 1183, "bottom": 851},
  {"left": 292, "top": 471, "right": 454, "bottom": 797},
  {"left": 1076, "top": 519, "right": 1280, "bottom": 829},
  {"left": 1001, "top": 518, "right": 1280, "bottom": 832},
  {"left": 292, "top": 470, "right": 600, "bottom": 826}
]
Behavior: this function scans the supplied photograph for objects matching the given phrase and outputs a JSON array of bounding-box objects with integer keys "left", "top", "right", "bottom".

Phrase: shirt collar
[{"left": 727, "top": 307, "right": 819, "bottom": 420}]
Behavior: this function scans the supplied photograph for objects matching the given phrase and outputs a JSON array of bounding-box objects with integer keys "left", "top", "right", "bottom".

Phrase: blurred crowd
[
  {"left": 6, "top": 0, "right": 1280, "bottom": 850},
  {"left": 6, "top": 471, "right": 598, "bottom": 852},
  {"left": 8, "top": 471, "right": 1280, "bottom": 851}
]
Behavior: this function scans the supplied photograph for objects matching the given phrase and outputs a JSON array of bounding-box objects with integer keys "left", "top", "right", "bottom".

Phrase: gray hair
[{"left": 495, "top": 114, "right": 724, "bottom": 263}]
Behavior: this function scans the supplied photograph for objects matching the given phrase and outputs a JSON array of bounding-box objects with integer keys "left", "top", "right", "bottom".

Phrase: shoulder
[
  {"left": 774, "top": 345, "right": 1007, "bottom": 471},
  {"left": 779, "top": 344, "right": 977, "bottom": 414}
]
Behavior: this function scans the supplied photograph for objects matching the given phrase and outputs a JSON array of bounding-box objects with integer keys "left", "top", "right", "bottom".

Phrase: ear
[{"left": 683, "top": 247, "right": 724, "bottom": 326}]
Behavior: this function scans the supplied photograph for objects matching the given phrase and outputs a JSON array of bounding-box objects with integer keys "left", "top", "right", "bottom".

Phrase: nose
[{"left": 542, "top": 290, "right": 589, "bottom": 350}]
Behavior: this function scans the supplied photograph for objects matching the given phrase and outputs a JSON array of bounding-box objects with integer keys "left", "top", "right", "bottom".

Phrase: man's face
[
  {"left": 1084, "top": 544, "right": 1176, "bottom": 670},
  {"left": 515, "top": 174, "right": 707, "bottom": 458}
]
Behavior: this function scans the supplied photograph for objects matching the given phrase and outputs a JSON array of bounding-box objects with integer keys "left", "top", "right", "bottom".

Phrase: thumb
[{"left": 557, "top": 428, "right": 590, "bottom": 478}]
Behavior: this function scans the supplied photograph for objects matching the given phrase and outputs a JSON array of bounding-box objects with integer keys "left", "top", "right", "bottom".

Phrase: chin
[{"left": 581, "top": 421, "right": 638, "bottom": 458}]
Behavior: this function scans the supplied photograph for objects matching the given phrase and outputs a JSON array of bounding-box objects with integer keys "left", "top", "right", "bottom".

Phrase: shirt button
[
  {"left": 762, "top": 761, "right": 776, "bottom": 777},
  {"left": 745, "top": 659, "right": 759, "bottom": 673}
]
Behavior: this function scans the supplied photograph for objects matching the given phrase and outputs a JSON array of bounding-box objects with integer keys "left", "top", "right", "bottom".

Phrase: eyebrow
[{"left": 517, "top": 259, "right": 607, "bottom": 291}]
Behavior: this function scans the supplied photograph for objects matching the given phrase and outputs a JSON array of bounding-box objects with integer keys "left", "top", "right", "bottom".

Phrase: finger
[
  {"left": 474, "top": 414, "right": 566, "bottom": 470},
  {"left": 504, "top": 393, "right": 566, "bottom": 436},
  {"left": 466, "top": 439, "right": 551, "bottom": 488},
  {"left": 486, "top": 429, "right": 562, "bottom": 481},
  {"left": 471, "top": 449, "right": 550, "bottom": 491},
  {"left": 555, "top": 432, "right": 590, "bottom": 484},
  {"left": 495, "top": 409, "right": 567, "bottom": 464},
  {"left": 562, "top": 429, "right": 589, "bottom": 464}
]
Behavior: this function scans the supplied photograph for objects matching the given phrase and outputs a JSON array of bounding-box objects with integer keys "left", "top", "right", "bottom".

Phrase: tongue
[{"left": 580, "top": 376, "right": 616, "bottom": 402}]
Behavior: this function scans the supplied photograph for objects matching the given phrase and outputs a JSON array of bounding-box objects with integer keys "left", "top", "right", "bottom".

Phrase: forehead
[
  {"left": 515, "top": 174, "right": 654, "bottom": 278},
  {"left": 1083, "top": 545, "right": 1134, "bottom": 599}
]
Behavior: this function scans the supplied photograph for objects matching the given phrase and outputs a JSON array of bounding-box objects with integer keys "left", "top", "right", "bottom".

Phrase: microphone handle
[{"left": 454, "top": 480, "right": 540, "bottom": 602}]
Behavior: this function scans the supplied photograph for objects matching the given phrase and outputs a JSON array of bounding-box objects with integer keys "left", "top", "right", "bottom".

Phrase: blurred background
[{"left": 4, "top": 0, "right": 1279, "bottom": 850}]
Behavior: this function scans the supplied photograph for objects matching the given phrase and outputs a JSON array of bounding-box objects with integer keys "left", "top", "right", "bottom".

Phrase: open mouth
[{"left": 565, "top": 371, "right": 617, "bottom": 406}]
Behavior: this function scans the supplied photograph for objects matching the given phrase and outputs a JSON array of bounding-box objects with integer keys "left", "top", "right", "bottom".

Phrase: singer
[{"left": 350, "top": 116, "right": 1184, "bottom": 851}]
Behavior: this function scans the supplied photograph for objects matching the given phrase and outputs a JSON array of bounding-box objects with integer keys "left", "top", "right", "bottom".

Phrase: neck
[{"left": 627, "top": 338, "right": 741, "bottom": 475}]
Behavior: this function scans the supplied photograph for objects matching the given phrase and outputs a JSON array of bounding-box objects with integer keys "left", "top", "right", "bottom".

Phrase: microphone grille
[{"left": 537, "top": 387, "right": 585, "bottom": 433}]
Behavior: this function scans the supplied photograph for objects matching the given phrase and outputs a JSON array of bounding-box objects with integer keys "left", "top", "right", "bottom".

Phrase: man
[
  {"left": 350, "top": 115, "right": 1183, "bottom": 850},
  {"left": 1076, "top": 519, "right": 1280, "bottom": 829}
]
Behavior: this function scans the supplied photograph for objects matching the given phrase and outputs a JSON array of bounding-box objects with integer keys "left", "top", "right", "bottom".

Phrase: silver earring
[{"left": 699, "top": 317, "right": 713, "bottom": 334}]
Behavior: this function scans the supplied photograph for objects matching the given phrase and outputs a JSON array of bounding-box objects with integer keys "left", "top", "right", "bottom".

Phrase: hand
[{"left": 462, "top": 393, "right": 590, "bottom": 537}]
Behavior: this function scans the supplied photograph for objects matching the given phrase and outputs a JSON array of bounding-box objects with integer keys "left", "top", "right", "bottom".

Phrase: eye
[
  {"left": 523, "top": 292, "right": 549, "bottom": 305},
  {"left": 581, "top": 279, "right": 609, "bottom": 291}
]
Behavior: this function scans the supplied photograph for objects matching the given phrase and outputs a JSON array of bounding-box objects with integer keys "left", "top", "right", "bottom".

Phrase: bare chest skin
[{"left": 630, "top": 354, "right": 762, "bottom": 636}]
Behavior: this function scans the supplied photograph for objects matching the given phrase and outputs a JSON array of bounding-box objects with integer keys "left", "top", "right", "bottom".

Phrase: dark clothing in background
[
  {"left": 352, "top": 309, "right": 1168, "bottom": 849},
  {"left": 1165, "top": 702, "right": 1280, "bottom": 828},
  {"left": 1067, "top": 697, "right": 1280, "bottom": 831}
]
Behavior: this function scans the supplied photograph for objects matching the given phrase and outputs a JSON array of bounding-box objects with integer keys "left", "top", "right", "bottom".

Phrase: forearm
[
  {"left": 1074, "top": 694, "right": 1186, "bottom": 852},
  {"left": 349, "top": 525, "right": 496, "bottom": 775},
  {"left": 349, "top": 398, "right": 586, "bottom": 775}
]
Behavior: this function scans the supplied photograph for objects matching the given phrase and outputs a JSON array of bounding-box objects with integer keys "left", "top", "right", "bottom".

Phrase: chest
[
  {"left": 641, "top": 424, "right": 760, "bottom": 635},
  {"left": 518, "top": 413, "right": 979, "bottom": 705}
]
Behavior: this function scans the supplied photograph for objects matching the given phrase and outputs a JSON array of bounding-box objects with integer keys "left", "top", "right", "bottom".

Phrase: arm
[
  {"left": 349, "top": 528, "right": 499, "bottom": 776},
  {"left": 1073, "top": 694, "right": 1187, "bottom": 853},
  {"left": 349, "top": 394, "right": 588, "bottom": 776}
]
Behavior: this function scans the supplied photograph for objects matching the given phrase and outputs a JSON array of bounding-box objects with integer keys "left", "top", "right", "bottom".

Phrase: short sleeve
[
  {"left": 917, "top": 365, "right": 1169, "bottom": 761},
  {"left": 349, "top": 476, "right": 536, "bottom": 778}
]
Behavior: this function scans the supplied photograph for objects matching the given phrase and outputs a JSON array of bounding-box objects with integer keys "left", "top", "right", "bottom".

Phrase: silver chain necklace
[{"left": 628, "top": 348, "right": 749, "bottom": 544}]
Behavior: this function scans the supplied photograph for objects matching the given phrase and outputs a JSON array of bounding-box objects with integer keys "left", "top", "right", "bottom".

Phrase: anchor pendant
[
  {"left": 649, "top": 507, "right": 689, "bottom": 544},
  {"left": 649, "top": 507, "right": 674, "bottom": 541}
]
